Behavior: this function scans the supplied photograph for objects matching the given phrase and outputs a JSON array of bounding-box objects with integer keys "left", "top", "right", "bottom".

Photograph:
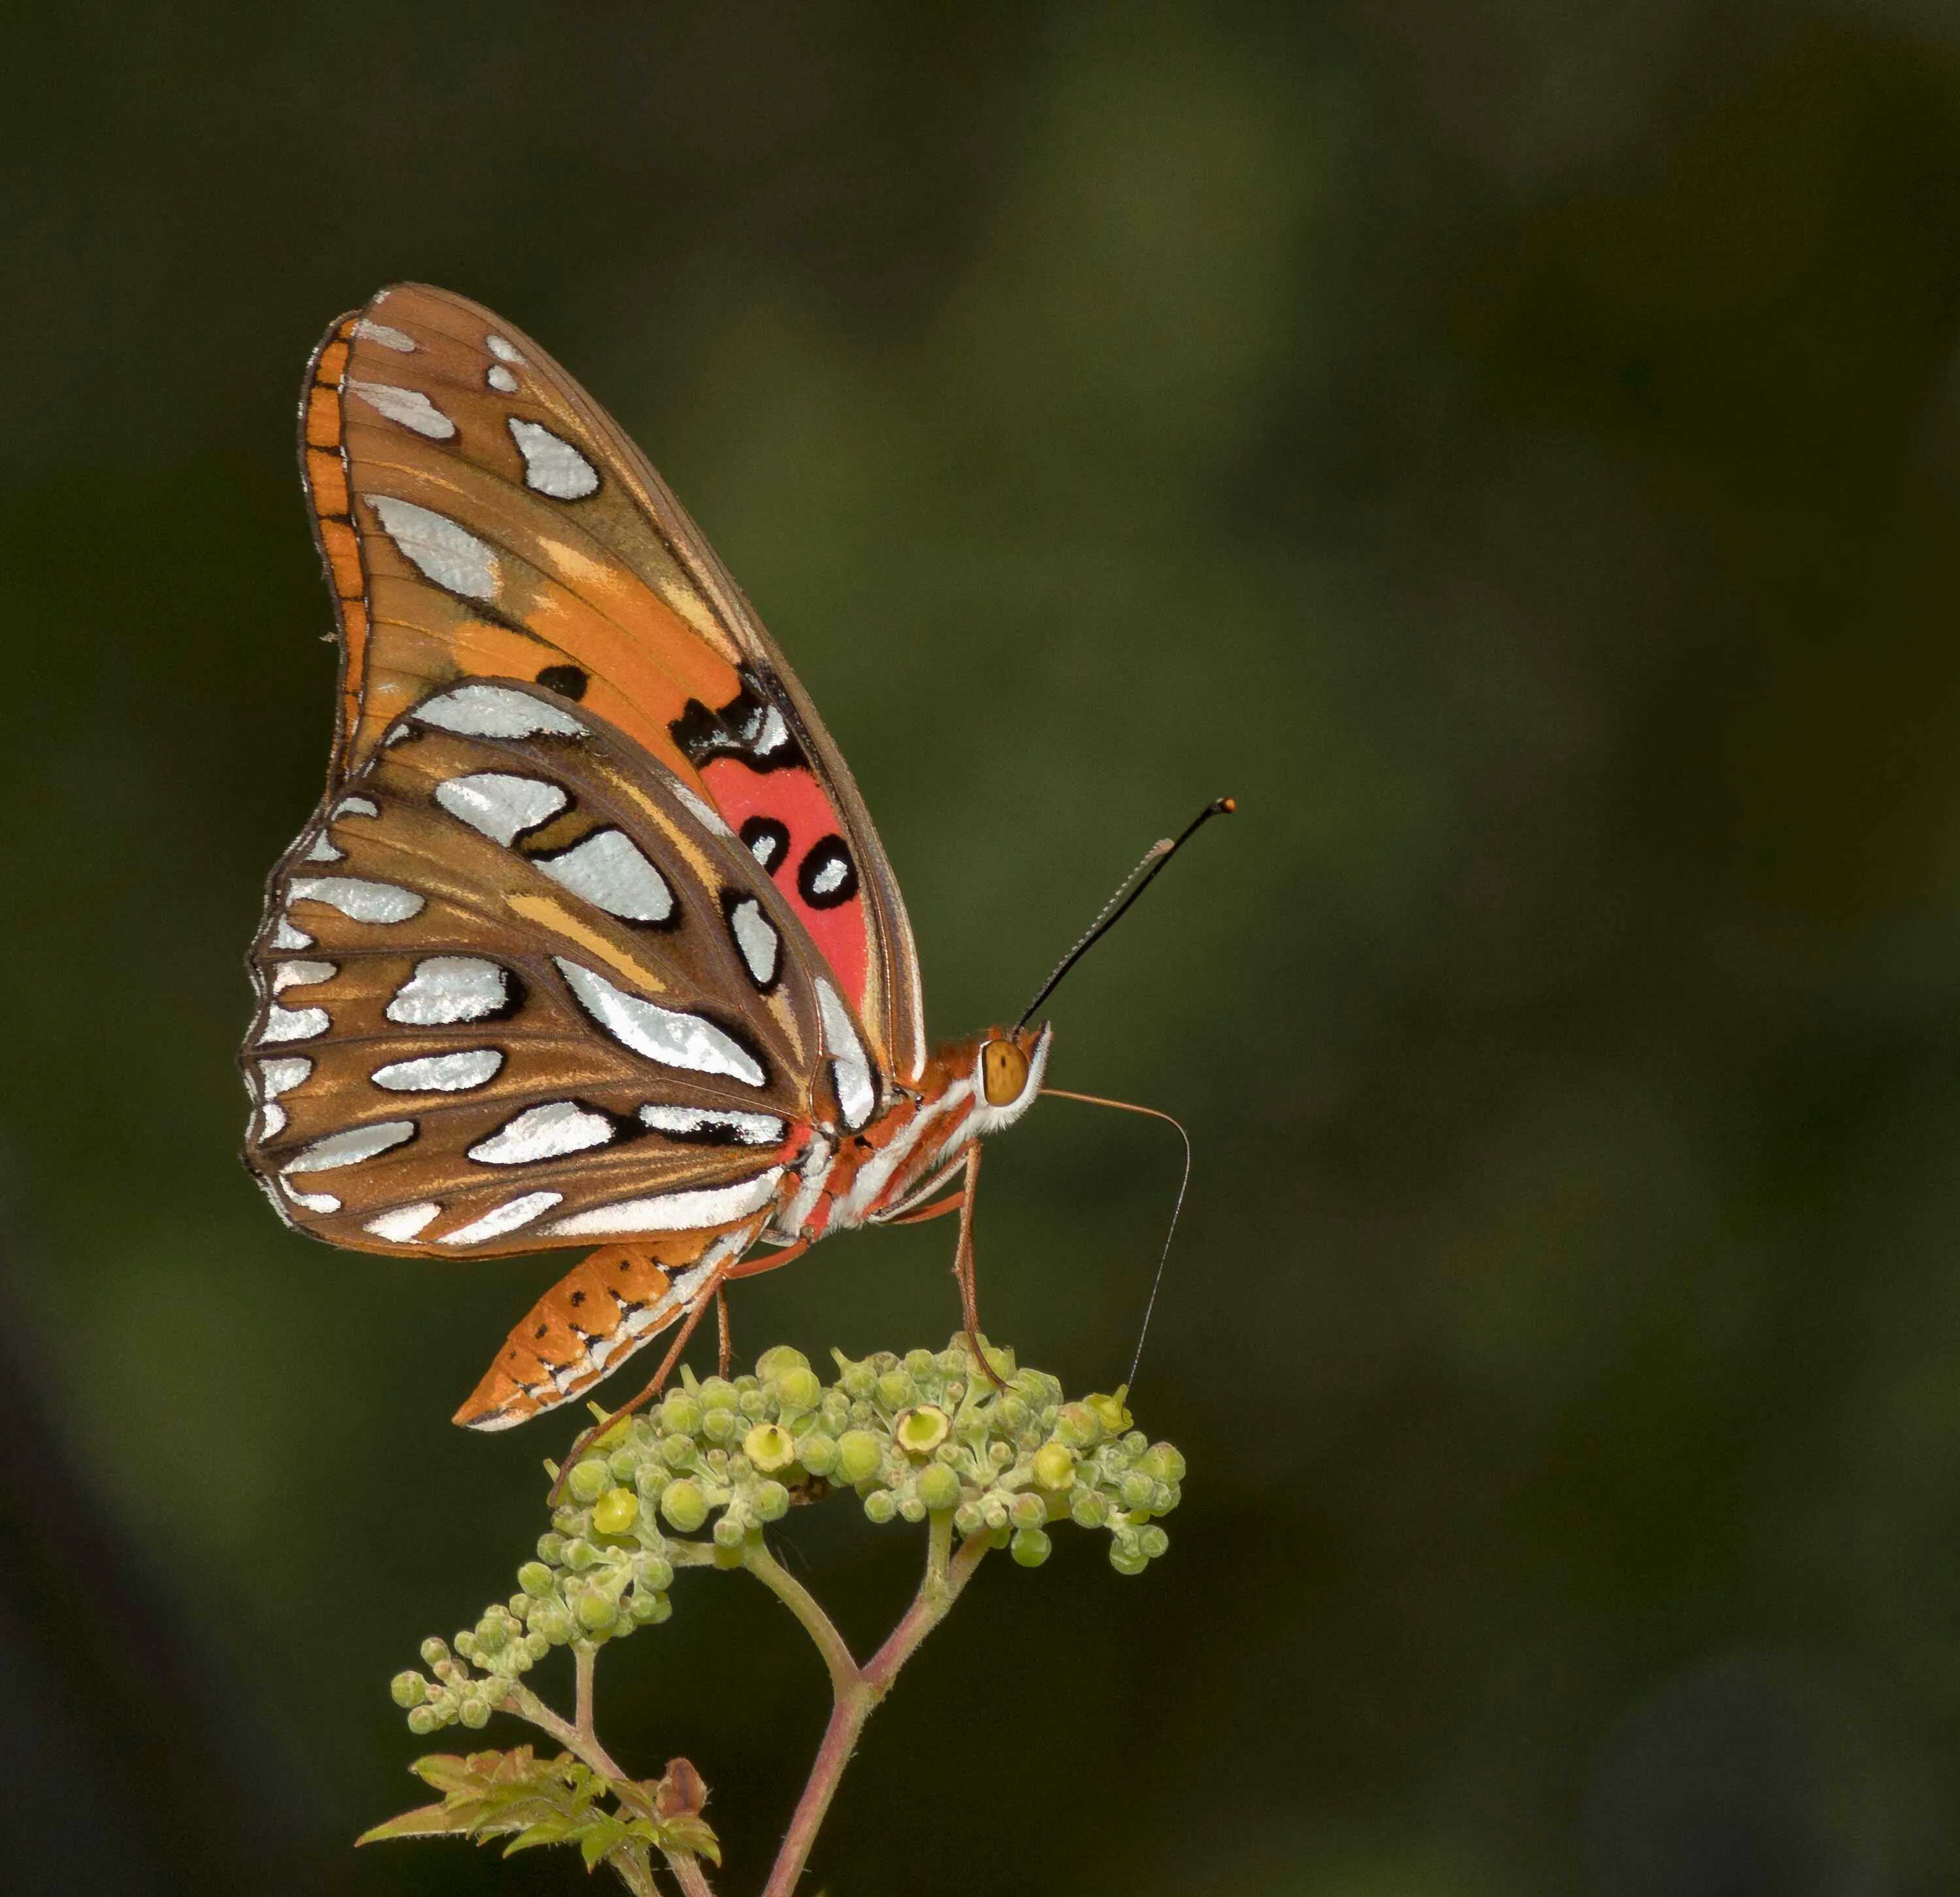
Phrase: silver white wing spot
[
  {"left": 468, "top": 1101, "right": 615, "bottom": 1165},
  {"left": 638, "top": 1104, "right": 786, "bottom": 1146},
  {"left": 283, "top": 1120, "right": 416, "bottom": 1173},
  {"left": 435, "top": 772, "right": 569, "bottom": 846},
  {"left": 271, "top": 917, "right": 314, "bottom": 950},
  {"left": 508, "top": 419, "right": 600, "bottom": 500},
  {"left": 539, "top": 1169, "right": 785, "bottom": 1237},
  {"left": 414, "top": 684, "right": 589, "bottom": 740},
  {"left": 365, "top": 495, "right": 498, "bottom": 601},
  {"left": 335, "top": 795, "right": 380, "bottom": 819},
  {"left": 346, "top": 379, "right": 458, "bottom": 441},
  {"left": 353, "top": 319, "right": 416, "bottom": 352},
  {"left": 272, "top": 959, "right": 335, "bottom": 992},
  {"left": 288, "top": 876, "right": 425, "bottom": 923},
  {"left": 727, "top": 899, "right": 779, "bottom": 989},
  {"left": 438, "top": 1191, "right": 563, "bottom": 1245},
  {"left": 365, "top": 1202, "right": 442, "bottom": 1241},
  {"left": 537, "top": 831, "right": 674, "bottom": 922},
  {"left": 554, "top": 957, "right": 766, "bottom": 1085},
  {"left": 486, "top": 334, "right": 525, "bottom": 363},
  {"left": 387, "top": 957, "right": 509, "bottom": 1025},
  {"left": 258, "top": 1057, "right": 312, "bottom": 1097},
  {"left": 815, "top": 979, "right": 876, "bottom": 1130},
  {"left": 284, "top": 1183, "right": 340, "bottom": 1215},
  {"left": 304, "top": 833, "right": 344, "bottom": 862},
  {"left": 371, "top": 1050, "right": 505, "bottom": 1093},
  {"left": 260, "top": 1005, "right": 329, "bottom": 1044},
  {"left": 487, "top": 363, "right": 519, "bottom": 393}
]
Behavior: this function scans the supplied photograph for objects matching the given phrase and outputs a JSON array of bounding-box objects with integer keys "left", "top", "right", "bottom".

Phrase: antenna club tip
[{"left": 1217, "top": 795, "right": 1237, "bottom": 815}]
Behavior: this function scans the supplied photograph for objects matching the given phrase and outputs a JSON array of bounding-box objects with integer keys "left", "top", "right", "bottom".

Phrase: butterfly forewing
[
  {"left": 242, "top": 682, "right": 863, "bottom": 1256},
  {"left": 301, "top": 285, "right": 924, "bottom": 1082}
]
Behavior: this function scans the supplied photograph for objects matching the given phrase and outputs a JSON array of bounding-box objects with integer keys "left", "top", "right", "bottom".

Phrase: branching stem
[{"left": 751, "top": 1517, "right": 990, "bottom": 1897}]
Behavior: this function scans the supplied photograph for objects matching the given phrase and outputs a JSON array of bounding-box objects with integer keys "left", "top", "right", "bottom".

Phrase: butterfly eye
[{"left": 981, "top": 1040, "right": 1029, "bottom": 1107}]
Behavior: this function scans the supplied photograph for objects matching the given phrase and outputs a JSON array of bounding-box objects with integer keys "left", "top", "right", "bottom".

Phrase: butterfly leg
[
  {"left": 716, "top": 1287, "right": 734, "bottom": 1379},
  {"left": 949, "top": 1146, "right": 1009, "bottom": 1390}
]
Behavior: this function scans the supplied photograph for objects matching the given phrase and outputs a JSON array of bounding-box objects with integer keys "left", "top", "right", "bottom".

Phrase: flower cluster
[{"left": 389, "top": 1336, "right": 1183, "bottom": 1735}]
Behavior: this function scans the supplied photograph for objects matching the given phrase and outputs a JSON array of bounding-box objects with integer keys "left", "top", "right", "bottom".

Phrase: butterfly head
[{"left": 966, "top": 1020, "right": 1053, "bottom": 1135}]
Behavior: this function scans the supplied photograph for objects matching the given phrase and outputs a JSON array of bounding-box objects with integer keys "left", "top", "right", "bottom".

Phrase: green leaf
[
  {"left": 660, "top": 1815, "right": 723, "bottom": 1865},
  {"left": 502, "top": 1819, "right": 576, "bottom": 1856},
  {"left": 357, "top": 1801, "right": 470, "bottom": 1845}
]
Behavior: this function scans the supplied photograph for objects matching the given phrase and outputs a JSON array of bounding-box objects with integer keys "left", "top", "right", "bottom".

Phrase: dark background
[{"left": 7, "top": 3, "right": 1960, "bottom": 1892}]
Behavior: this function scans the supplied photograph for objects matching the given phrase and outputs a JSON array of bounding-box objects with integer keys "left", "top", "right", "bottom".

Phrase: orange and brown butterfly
[{"left": 242, "top": 285, "right": 1054, "bottom": 1432}]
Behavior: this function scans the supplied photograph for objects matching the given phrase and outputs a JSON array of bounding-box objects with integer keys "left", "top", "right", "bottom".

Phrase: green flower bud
[
  {"left": 996, "top": 1393, "right": 1030, "bottom": 1430},
  {"left": 419, "top": 1638, "right": 449, "bottom": 1668},
  {"left": 774, "top": 1365, "right": 822, "bottom": 1412},
  {"left": 1054, "top": 1402, "right": 1102, "bottom": 1449},
  {"left": 530, "top": 1602, "right": 572, "bottom": 1644},
  {"left": 406, "top": 1705, "right": 445, "bottom": 1736},
  {"left": 981, "top": 1496, "right": 1009, "bottom": 1531},
  {"left": 954, "top": 1500, "right": 985, "bottom": 1536},
  {"left": 987, "top": 1440, "right": 1014, "bottom": 1469},
  {"left": 743, "top": 1422, "right": 797, "bottom": 1473},
  {"left": 755, "top": 1344, "right": 809, "bottom": 1378},
  {"left": 661, "top": 1432, "right": 697, "bottom": 1469},
  {"left": 1120, "top": 1471, "right": 1154, "bottom": 1510},
  {"left": 593, "top": 1487, "right": 640, "bottom": 1536},
  {"left": 820, "top": 1392, "right": 851, "bottom": 1430},
  {"left": 562, "top": 1537, "right": 599, "bottom": 1572},
  {"left": 875, "top": 1370, "right": 915, "bottom": 1411},
  {"left": 459, "top": 1696, "right": 492, "bottom": 1730},
  {"left": 634, "top": 1553, "right": 674, "bottom": 1592},
  {"left": 1109, "top": 1544, "right": 1148, "bottom": 1577},
  {"left": 1010, "top": 1527, "right": 1052, "bottom": 1567},
  {"left": 698, "top": 1377, "right": 738, "bottom": 1410},
  {"left": 630, "top": 1591, "right": 672, "bottom": 1625},
  {"left": 567, "top": 1459, "right": 611, "bottom": 1502},
  {"left": 1009, "top": 1491, "right": 1049, "bottom": 1532},
  {"left": 904, "top": 1347, "right": 937, "bottom": 1377},
  {"left": 836, "top": 1430, "right": 884, "bottom": 1485},
  {"left": 798, "top": 1432, "right": 840, "bottom": 1477},
  {"left": 862, "top": 1489, "right": 898, "bottom": 1525},
  {"left": 390, "top": 1671, "right": 428, "bottom": 1708},
  {"left": 936, "top": 1346, "right": 970, "bottom": 1376},
  {"left": 535, "top": 1533, "right": 567, "bottom": 1565},
  {"left": 711, "top": 1513, "right": 747, "bottom": 1549},
  {"left": 898, "top": 1493, "right": 927, "bottom": 1524},
  {"left": 894, "top": 1404, "right": 950, "bottom": 1457},
  {"left": 840, "top": 1361, "right": 876, "bottom": 1400},
  {"left": 576, "top": 1592, "right": 617, "bottom": 1632},
  {"left": 659, "top": 1392, "right": 703, "bottom": 1437},
  {"left": 523, "top": 1632, "right": 551, "bottom": 1663},
  {"left": 702, "top": 1407, "right": 740, "bottom": 1443},
  {"left": 1138, "top": 1525, "right": 1170, "bottom": 1559},
  {"left": 738, "top": 1389, "right": 770, "bottom": 1421},
  {"left": 636, "top": 1464, "right": 671, "bottom": 1500},
  {"left": 474, "top": 1615, "right": 511, "bottom": 1655},
  {"left": 753, "top": 1480, "right": 790, "bottom": 1522},
  {"left": 453, "top": 1631, "right": 478, "bottom": 1660},
  {"left": 1070, "top": 1488, "right": 1109, "bottom": 1530},
  {"left": 1033, "top": 1443, "right": 1077, "bottom": 1491},
  {"left": 917, "top": 1464, "right": 962, "bottom": 1511},
  {"left": 608, "top": 1447, "right": 640, "bottom": 1483},
  {"left": 660, "top": 1479, "right": 710, "bottom": 1533}
]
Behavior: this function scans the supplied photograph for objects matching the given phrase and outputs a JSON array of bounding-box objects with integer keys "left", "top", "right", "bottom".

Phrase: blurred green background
[{"left": 7, "top": 2, "right": 1960, "bottom": 1892}]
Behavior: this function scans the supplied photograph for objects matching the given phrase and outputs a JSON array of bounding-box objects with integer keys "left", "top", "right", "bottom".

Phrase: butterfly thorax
[{"left": 768, "top": 1021, "right": 1052, "bottom": 1246}]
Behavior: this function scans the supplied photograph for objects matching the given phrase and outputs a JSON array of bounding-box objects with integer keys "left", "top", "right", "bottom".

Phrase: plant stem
[
  {"left": 503, "top": 1682, "right": 628, "bottom": 1782},
  {"left": 662, "top": 1847, "right": 717, "bottom": 1897},
  {"left": 755, "top": 1523, "right": 990, "bottom": 1897},
  {"left": 743, "top": 1538, "right": 860, "bottom": 1696}
]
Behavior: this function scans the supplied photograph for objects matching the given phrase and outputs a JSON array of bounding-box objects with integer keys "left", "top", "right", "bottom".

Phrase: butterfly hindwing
[
  {"left": 301, "top": 285, "right": 924, "bottom": 1083},
  {"left": 241, "top": 681, "right": 889, "bottom": 1256}
]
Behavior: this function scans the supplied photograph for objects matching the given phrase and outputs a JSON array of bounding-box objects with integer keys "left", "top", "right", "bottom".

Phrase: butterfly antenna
[
  {"left": 1015, "top": 796, "right": 1235, "bottom": 1030},
  {"left": 1040, "top": 1087, "right": 1192, "bottom": 1393}
]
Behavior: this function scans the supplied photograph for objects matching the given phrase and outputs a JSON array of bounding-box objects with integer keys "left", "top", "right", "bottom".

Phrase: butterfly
[{"left": 241, "top": 285, "right": 1058, "bottom": 1432}]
